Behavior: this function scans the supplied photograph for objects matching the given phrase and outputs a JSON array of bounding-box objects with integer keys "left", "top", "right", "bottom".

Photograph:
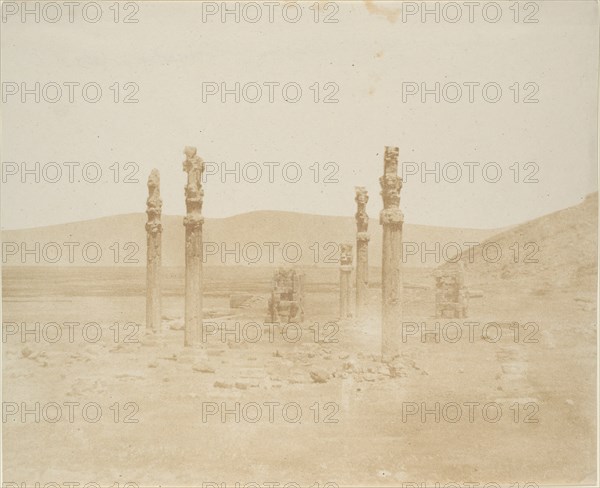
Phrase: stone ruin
[
  {"left": 434, "top": 262, "right": 469, "bottom": 318},
  {"left": 145, "top": 169, "right": 162, "bottom": 333},
  {"left": 267, "top": 268, "right": 305, "bottom": 323},
  {"left": 379, "top": 146, "right": 403, "bottom": 361},
  {"left": 339, "top": 243, "right": 353, "bottom": 319},
  {"left": 143, "top": 145, "right": 411, "bottom": 362},
  {"left": 354, "top": 187, "right": 370, "bottom": 318},
  {"left": 182, "top": 146, "right": 205, "bottom": 347}
]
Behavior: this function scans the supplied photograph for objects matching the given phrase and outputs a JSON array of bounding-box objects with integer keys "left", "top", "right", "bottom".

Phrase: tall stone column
[
  {"left": 339, "top": 243, "right": 353, "bottom": 319},
  {"left": 145, "top": 169, "right": 162, "bottom": 333},
  {"left": 183, "top": 146, "right": 205, "bottom": 347},
  {"left": 354, "top": 187, "right": 370, "bottom": 319},
  {"left": 379, "top": 146, "right": 403, "bottom": 361}
]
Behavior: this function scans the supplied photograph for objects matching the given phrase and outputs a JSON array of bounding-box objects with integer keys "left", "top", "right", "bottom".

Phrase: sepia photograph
[{"left": 1, "top": 1, "right": 599, "bottom": 487}]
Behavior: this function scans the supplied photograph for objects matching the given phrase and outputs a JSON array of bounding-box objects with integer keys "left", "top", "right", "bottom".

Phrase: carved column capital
[
  {"left": 379, "top": 208, "right": 404, "bottom": 226},
  {"left": 340, "top": 243, "right": 353, "bottom": 266},
  {"left": 183, "top": 145, "right": 205, "bottom": 226},
  {"left": 183, "top": 215, "right": 204, "bottom": 229},
  {"left": 379, "top": 146, "right": 403, "bottom": 227},
  {"left": 354, "top": 186, "right": 369, "bottom": 234}
]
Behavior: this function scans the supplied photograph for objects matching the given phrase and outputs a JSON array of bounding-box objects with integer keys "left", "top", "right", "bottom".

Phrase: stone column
[
  {"left": 145, "top": 169, "right": 162, "bottom": 333},
  {"left": 183, "top": 146, "right": 205, "bottom": 347},
  {"left": 379, "top": 146, "right": 403, "bottom": 361},
  {"left": 339, "top": 243, "right": 353, "bottom": 319},
  {"left": 354, "top": 187, "right": 370, "bottom": 319}
]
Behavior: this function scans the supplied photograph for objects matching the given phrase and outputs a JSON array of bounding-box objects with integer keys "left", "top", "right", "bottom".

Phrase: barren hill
[
  {"left": 2, "top": 211, "right": 498, "bottom": 268},
  {"left": 448, "top": 192, "right": 598, "bottom": 292}
]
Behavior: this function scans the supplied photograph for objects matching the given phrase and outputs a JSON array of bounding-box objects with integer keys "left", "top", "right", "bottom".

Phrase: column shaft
[
  {"left": 379, "top": 146, "right": 403, "bottom": 361},
  {"left": 183, "top": 146, "right": 205, "bottom": 347},
  {"left": 355, "top": 187, "right": 370, "bottom": 318},
  {"left": 146, "top": 169, "right": 162, "bottom": 332}
]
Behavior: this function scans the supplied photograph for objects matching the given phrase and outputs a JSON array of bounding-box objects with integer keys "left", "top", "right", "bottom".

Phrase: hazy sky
[{"left": 1, "top": 0, "right": 598, "bottom": 230}]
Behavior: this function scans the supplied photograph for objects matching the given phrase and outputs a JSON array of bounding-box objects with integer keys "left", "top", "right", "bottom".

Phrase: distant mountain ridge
[
  {"left": 2, "top": 210, "right": 501, "bottom": 267},
  {"left": 448, "top": 192, "right": 598, "bottom": 291}
]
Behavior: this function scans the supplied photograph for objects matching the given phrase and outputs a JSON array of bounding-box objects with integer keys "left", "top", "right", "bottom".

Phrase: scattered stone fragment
[
  {"left": 159, "top": 354, "right": 177, "bottom": 361},
  {"left": 343, "top": 361, "right": 361, "bottom": 373},
  {"left": 207, "top": 349, "right": 224, "bottom": 357},
  {"left": 310, "top": 369, "right": 330, "bottom": 383},
  {"left": 288, "top": 372, "right": 306, "bottom": 384},
  {"left": 169, "top": 320, "right": 185, "bottom": 331},
  {"left": 116, "top": 373, "right": 144, "bottom": 380},
  {"left": 148, "top": 361, "right": 159, "bottom": 368},
  {"left": 67, "top": 351, "right": 92, "bottom": 363},
  {"left": 387, "top": 359, "right": 405, "bottom": 378},
  {"left": 235, "top": 382, "right": 249, "bottom": 390},
  {"left": 192, "top": 364, "right": 215, "bottom": 374},
  {"left": 214, "top": 381, "right": 233, "bottom": 389}
]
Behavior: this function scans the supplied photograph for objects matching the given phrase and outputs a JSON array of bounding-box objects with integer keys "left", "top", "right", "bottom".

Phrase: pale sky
[{"left": 1, "top": 0, "right": 598, "bottom": 230}]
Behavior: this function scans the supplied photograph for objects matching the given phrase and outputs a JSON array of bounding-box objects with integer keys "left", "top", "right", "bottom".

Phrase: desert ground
[{"left": 2, "top": 194, "right": 597, "bottom": 487}]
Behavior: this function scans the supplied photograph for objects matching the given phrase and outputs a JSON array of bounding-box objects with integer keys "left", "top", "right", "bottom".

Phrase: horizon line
[
  {"left": 2, "top": 208, "right": 508, "bottom": 233},
  {"left": 2, "top": 191, "right": 597, "bottom": 233}
]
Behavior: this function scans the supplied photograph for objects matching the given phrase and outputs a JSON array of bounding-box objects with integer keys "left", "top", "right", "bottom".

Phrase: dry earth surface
[{"left": 2, "top": 194, "right": 597, "bottom": 486}]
